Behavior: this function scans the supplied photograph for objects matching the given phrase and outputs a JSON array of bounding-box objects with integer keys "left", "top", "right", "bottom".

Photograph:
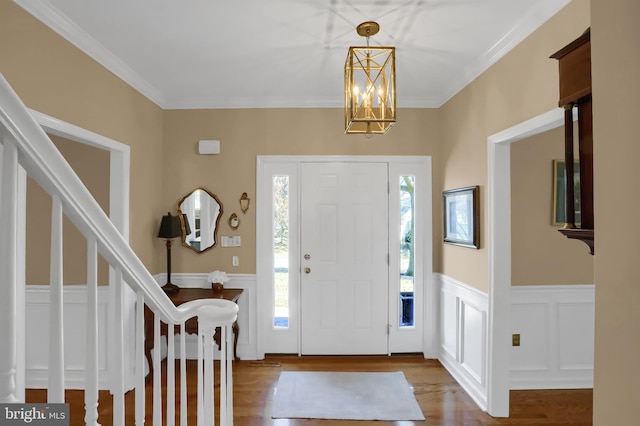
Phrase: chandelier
[{"left": 344, "top": 21, "right": 396, "bottom": 135}]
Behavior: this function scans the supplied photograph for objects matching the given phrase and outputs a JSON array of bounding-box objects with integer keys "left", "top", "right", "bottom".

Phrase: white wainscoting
[
  {"left": 510, "top": 284, "right": 594, "bottom": 389},
  {"left": 436, "top": 273, "right": 489, "bottom": 411},
  {"left": 24, "top": 273, "right": 257, "bottom": 390},
  {"left": 25, "top": 285, "right": 110, "bottom": 389},
  {"left": 158, "top": 273, "right": 258, "bottom": 361},
  {"left": 436, "top": 275, "right": 595, "bottom": 404}
]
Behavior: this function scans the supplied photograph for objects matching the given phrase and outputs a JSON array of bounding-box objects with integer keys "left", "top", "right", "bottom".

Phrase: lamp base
[{"left": 162, "top": 283, "right": 180, "bottom": 294}]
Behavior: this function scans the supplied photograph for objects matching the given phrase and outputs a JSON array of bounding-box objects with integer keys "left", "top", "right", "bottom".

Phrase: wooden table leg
[{"left": 213, "top": 321, "right": 240, "bottom": 360}]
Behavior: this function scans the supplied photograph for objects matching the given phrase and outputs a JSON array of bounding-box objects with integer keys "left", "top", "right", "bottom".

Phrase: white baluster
[
  {"left": 112, "top": 268, "right": 125, "bottom": 426},
  {"left": 197, "top": 328, "right": 204, "bottom": 426},
  {"left": 167, "top": 321, "right": 176, "bottom": 426},
  {"left": 203, "top": 328, "right": 215, "bottom": 424},
  {"left": 48, "top": 195, "right": 64, "bottom": 403},
  {"left": 84, "top": 237, "right": 100, "bottom": 425},
  {"left": 153, "top": 315, "right": 162, "bottom": 426},
  {"left": 180, "top": 323, "right": 187, "bottom": 426},
  {"left": 225, "top": 324, "right": 234, "bottom": 426},
  {"left": 15, "top": 156, "right": 27, "bottom": 402},
  {"left": 135, "top": 292, "right": 146, "bottom": 425},
  {"left": 0, "top": 139, "right": 19, "bottom": 403},
  {"left": 220, "top": 325, "right": 227, "bottom": 425}
]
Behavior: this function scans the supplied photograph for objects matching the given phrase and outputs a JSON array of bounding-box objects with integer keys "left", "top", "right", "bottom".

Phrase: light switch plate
[{"left": 221, "top": 236, "right": 241, "bottom": 247}]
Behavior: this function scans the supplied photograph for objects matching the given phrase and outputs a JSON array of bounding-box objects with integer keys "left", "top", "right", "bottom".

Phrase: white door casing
[
  {"left": 256, "top": 156, "right": 433, "bottom": 358},
  {"left": 26, "top": 110, "right": 135, "bottom": 392},
  {"left": 487, "top": 107, "right": 568, "bottom": 416},
  {"left": 300, "top": 162, "right": 389, "bottom": 355}
]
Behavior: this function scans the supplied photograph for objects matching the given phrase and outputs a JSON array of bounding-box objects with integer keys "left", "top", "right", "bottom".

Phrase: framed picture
[
  {"left": 443, "top": 185, "right": 479, "bottom": 249},
  {"left": 552, "top": 160, "right": 581, "bottom": 226}
]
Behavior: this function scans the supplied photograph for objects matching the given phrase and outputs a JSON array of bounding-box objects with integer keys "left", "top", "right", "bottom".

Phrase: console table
[{"left": 144, "top": 288, "right": 243, "bottom": 376}]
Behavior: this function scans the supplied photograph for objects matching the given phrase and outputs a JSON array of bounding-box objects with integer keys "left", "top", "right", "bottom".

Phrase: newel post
[{"left": 196, "top": 300, "right": 238, "bottom": 426}]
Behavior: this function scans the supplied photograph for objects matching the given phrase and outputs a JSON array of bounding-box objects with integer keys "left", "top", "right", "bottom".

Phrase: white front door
[{"left": 300, "top": 162, "right": 389, "bottom": 354}]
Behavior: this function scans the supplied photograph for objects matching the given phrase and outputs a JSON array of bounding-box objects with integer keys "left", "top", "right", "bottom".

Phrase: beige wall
[
  {"left": 591, "top": 0, "right": 640, "bottom": 422},
  {"left": 0, "top": 0, "right": 165, "bottom": 275},
  {"left": 163, "top": 108, "right": 442, "bottom": 273},
  {"left": 511, "top": 126, "right": 594, "bottom": 285},
  {"left": 438, "top": 1, "right": 590, "bottom": 292},
  {"left": 7, "top": 0, "right": 640, "bottom": 422},
  {"left": 25, "top": 136, "right": 111, "bottom": 285}
]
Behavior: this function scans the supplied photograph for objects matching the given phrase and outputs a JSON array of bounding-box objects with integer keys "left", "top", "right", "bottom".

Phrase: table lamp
[{"left": 158, "top": 212, "right": 184, "bottom": 294}]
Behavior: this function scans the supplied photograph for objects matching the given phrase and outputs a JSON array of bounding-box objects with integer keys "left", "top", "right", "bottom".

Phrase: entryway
[{"left": 256, "top": 156, "right": 434, "bottom": 357}]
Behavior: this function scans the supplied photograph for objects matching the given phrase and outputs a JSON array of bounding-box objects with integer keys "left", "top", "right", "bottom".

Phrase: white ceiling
[{"left": 15, "top": 0, "right": 569, "bottom": 109}]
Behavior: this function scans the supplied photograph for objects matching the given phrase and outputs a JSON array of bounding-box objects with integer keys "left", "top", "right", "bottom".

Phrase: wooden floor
[{"left": 26, "top": 355, "right": 592, "bottom": 425}]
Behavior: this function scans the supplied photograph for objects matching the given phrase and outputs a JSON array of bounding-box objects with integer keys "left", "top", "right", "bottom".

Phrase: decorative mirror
[
  {"left": 177, "top": 188, "right": 223, "bottom": 253},
  {"left": 229, "top": 213, "right": 239, "bottom": 230}
]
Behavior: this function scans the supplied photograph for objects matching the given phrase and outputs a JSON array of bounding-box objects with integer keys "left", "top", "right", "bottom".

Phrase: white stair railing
[{"left": 0, "top": 73, "right": 237, "bottom": 425}]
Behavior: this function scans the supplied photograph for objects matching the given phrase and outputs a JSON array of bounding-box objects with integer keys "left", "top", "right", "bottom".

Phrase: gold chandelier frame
[{"left": 345, "top": 22, "right": 396, "bottom": 135}]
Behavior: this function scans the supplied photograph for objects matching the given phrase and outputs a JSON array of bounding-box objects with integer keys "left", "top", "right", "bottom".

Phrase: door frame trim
[
  {"left": 486, "top": 107, "right": 566, "bottom": 416},
  {"left": 256, "top": 155, "right": 433, "bottom": 358}
]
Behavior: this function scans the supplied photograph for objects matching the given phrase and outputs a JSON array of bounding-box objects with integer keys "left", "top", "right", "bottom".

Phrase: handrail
[
  {"left": 0, "top": 73, "right": 193, "bottom": 324},
  {"left": 0, "top": 72, "right": 238, "bottom": 424}
]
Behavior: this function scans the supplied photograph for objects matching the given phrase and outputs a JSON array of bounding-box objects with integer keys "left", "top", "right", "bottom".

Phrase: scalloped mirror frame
[{"left": 177, "top": 188, "right": 223, "bottom": 253}]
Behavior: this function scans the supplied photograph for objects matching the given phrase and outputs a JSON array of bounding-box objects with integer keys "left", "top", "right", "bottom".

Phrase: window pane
[
  {"left": 400, "top": 176, "right": 415, "bottom": 327},
  {"left": 273, "top": 176, "right": 289, "bottom": 328}
]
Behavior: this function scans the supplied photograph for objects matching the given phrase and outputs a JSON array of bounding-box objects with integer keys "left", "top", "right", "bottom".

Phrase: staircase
[{"left": 0, "top": 73, "right": 237, "bottom": 425}]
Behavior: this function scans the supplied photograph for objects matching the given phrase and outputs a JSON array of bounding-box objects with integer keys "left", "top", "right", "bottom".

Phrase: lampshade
[
  {"left": 345, "top": 21, "right": 396, "bottom": 135},
  {"left": 158, "top": 212, "right": 182, "bottom": 239}
]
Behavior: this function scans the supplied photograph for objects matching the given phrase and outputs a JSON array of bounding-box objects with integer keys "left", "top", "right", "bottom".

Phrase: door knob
[
  {"left": 304, "top": 253, "right": 311, "bottom": 260},
  {"left": 304, "top": 267, "right": 311, "bottom": 274}
]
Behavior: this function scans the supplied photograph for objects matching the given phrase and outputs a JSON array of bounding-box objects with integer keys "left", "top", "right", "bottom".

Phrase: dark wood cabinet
[{"left": 551, "top": 28, "right": 594, "bottom": 254}]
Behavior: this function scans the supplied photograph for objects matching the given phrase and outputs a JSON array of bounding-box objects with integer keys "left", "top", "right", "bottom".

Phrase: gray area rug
[{"left": 271, "top": 371, "right": 425, "bottom": 421}]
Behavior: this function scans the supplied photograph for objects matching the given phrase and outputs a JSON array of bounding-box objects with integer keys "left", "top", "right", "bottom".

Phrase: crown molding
[
  {"left": 14, "top": 0, "right": 168, "bottom": 108},
  {"left": 14, "top": 0, "right": 569, "bottom": 110},
  {"left": 434, "top": 0, "right": 571, "bottom": 107}
]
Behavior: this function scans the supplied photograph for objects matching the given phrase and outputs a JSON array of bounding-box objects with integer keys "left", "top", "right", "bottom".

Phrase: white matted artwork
[{"left": 443, "top": 185, "right": 479, "bottom": 249}]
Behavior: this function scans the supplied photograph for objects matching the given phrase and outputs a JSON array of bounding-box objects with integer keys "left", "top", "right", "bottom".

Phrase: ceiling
[{"left": 15, "top": 0, "right": 569, "bottom": 109}]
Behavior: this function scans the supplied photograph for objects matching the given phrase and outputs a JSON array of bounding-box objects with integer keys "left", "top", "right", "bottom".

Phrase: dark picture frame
[
  {"left": 443, "top": 185, "right": 479, "bottom": 249},
  {"left": 552, "top": 160, "right": 581, "bottom": 226}
]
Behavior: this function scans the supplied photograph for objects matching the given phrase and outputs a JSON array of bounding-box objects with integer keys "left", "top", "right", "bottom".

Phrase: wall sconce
[
  {"left": 240, "top": 192, "right": 250, "bottom": 214},
  {"left": 229, "top": 213, "right": 240, "bottom": 230}
]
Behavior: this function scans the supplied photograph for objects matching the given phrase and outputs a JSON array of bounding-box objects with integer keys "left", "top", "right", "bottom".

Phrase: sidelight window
[
  {"left": 273, "top": 175, "right": 289, "bottom": 328},
  {"left": 400, "top": 176, "right": 415, "bottom": 327}
]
